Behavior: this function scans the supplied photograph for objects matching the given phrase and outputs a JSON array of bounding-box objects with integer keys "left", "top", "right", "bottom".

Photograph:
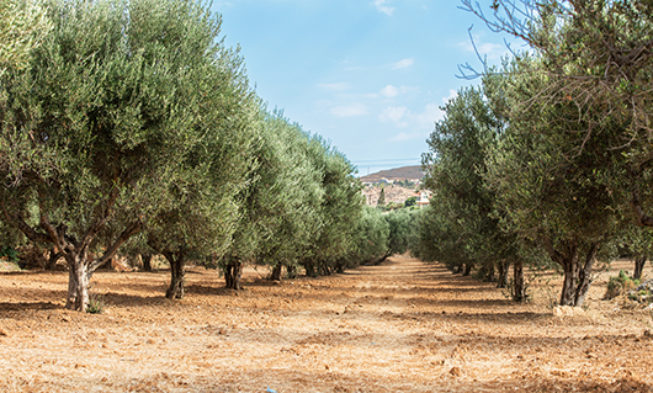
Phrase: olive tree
[
  {"left": 422, "top": 87, "right": 503, "bottom": 278},
  {"left": 485, "top": 57, "right": 623, "bottom": 307},
  {"left": 0, "top": 0, "right": 247, "bottom": 311},
  {"left": 302, "top": 139, "right": 363, "bottom": 276},
  {"left": 462, "top": 0, "right": 653, "bottom": 227}
]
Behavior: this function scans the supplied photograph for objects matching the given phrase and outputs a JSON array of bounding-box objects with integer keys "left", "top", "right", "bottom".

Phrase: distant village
[{"left": 359, "top": 166, "right": 431, "bottom": 209}]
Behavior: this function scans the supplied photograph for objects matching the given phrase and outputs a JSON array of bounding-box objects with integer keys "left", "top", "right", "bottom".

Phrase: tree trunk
[
  {"left": 462, "top": 263, "right": 472, "bottom": 276},
  {"left": 303, "top": 262, "right": 316, "bottom": 278},
  {"left": 318, "top": 263, "right": 331, "bottom": 276},
  {"left": 512, "top": 260, "right": 525, "bottom": 302},
  {"left": 232, "top": 261, "right": 242, "bottom": 289},
  {"left": 45, "top": 248, "right": 61, "bottom": 270},
  {"left": 287, "top": 264, "right": 297, "bottom": 279},
  {"left": 634, "top": 254, "right": 647, "bottom": 280},
  {"left": 165, "top": 252, "right": 185, "bottom": 299},
  {"left": 270, "top": 263, "right": 282, "bottom": 281},
  {"left": 224, "top": 259, "right": 243, "bottom": 290},
  {"left": 142, "top": 254, "right": 152, "bottom": 272},
  {"left": 224, "top": 262, "right": 234, "bottom": 289},
  {"left": 484, "top": 263, "right": 495, "bottom": 282},
  {"left": 497, "top": 260, "right": 509, "bottom": 288},
  {"left": 559, "top": 254, "right": 577, "bottom": 306},
  {"left": 556, "top": 242, "right": 582, "bottom": 306},
  {"left": 574, "top": 243, "right": 598, "bottom": 307},
  {"left": 65, "top": 253, "right": 91, "bottom": 312}
]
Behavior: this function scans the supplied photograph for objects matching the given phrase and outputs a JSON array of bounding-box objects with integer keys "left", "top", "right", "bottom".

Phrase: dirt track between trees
[{"left": 0, "top": 255, "right": 652, "bottom": 392}]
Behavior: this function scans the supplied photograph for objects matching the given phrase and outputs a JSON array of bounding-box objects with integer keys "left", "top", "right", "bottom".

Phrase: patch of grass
[{"left": 87, "top": 296, "right": 105, "bottom": 314}]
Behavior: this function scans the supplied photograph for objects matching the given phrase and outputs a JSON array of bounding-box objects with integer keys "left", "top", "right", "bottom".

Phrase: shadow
[
  {"left": 0, "top": 301, "right": 59, "bottom": 311},
  {"left": 403, "top": 310, "right": 550, "bottom": 324},
  {"left": 0, "top": 270, "right": 64, "bottom": 276},
  {"left": 401, "top": 297, "right": 515, "bottom": 308}
]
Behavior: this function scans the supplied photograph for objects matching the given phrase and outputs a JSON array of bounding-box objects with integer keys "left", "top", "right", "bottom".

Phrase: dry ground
[{"left": 0, "top": 255, "right": 651, "bottom": 393}]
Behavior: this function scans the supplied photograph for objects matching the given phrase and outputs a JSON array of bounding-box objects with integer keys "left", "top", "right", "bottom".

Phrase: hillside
[{"left": 359, "top": 165, "right": 424, "bottom": 183}]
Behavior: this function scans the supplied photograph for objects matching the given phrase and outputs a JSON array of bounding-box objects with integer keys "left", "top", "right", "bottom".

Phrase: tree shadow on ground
[{"left": 0, "top": 301, "right": 59, "bottom": 312}]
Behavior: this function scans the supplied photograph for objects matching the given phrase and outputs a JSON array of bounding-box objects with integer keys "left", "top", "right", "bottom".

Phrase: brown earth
[{"left": 0, "top": 255, "right": 652, "bottom": 393}]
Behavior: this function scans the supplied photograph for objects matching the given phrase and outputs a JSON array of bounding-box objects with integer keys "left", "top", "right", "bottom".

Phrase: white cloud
[
  {"left": 318, "top": 82, "right": 350, "bottom": 92},
  {"left": 383, "top": 102, "right": 444, "bottom": 142},
  {"left": 415, "top": 103, "right": 443, "bottom": 129},
  {"left": 391, "top": 57, "right": 414, "bottom": 70},
  {"left": 379, "top": 106, "right": 408, "bottom": 126},
  {"left": 389, "top": 132, "right": 425, "bottom": 142},
  {"left": 458, "top": 37, "right": 506, "bottom": 61},
  {"left": 380, "top": 85, "right": 399, "bottom": 98},
  {"left": 330, "top": 103, "right": 368, "bottom": 117},
  {"left": 442, "top": 89, "right": 458, "bottom": 104},
  {"left": 373, "top": 0, "right": 395, "bottom": 16}
]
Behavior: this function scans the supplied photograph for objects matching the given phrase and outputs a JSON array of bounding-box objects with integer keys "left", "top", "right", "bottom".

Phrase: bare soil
[{"left": 0, "top": 255, "right": 651, "bottom": 393}]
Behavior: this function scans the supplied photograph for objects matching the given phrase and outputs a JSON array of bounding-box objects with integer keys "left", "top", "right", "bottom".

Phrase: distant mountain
[{"left": 359, "top": 165, "right": 425, "bottom": 182}]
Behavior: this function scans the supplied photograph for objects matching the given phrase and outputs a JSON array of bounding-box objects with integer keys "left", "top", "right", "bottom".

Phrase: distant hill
[{"left": 359, "top": 165, "right": 425, "bottom": 183}]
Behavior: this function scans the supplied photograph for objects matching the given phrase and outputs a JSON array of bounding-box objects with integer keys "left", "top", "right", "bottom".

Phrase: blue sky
[{"left": 213, "top": 0, "right": 511, "bottom": 175}]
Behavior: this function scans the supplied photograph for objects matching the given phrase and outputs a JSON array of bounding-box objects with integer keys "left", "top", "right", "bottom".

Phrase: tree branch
[
  {"left": 0, "top": 201, "right": 52, "bottom": 244},
  {"left": 632, "top": 189, "right": 653, "bottom": 227},
  {"left": 80, "top": 186, "right": 120, "bottom": 252},
  {"left": 89, "top": 220, "right": 143, "bottom": 272}
]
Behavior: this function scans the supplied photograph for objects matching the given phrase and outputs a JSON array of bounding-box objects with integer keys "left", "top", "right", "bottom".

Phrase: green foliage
[
  {"left": 0, "top": 0, "right": 51, "bottom": 75},
  {"left": 404, "top": 196, "right": 417, "bottom": 208},
  {"left": 418, "top": 85, "right": 518, "bottom": 273},
  {"left": 0, "top": 246, "right": 19, "bottom": 262},
  {"left": 86, "top": 295, "right": 105, "bottom": 314},
  {"left": 605, "top": 270, "right": 640, "bottom": 300},
  {"left": 385, "top": 208, "right": 417, "bottom": 255},
  {"left": 352, "top": 206, "right": 390, "bottom": 263}
]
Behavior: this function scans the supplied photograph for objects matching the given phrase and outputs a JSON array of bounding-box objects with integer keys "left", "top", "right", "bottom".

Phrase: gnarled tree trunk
[
  {"left": 497, "top": 260, "right": 509, "bottom": 288},
  {"left": 142, "top": 254, "right": 153, "bottom": 272},
  {"left": 164, "top": 252, "right": 185, "bottom": 299},
  {"left": 634, "top": 254, "right": 647, "bottom": 280},
  {"left": 224, "top": 259, "right": 243, "bottom": 290},
  {"left": 318, "top": 262, "right": 331, "bottom": 276},
  {"left": 574, "top": 243, "right": 598, "bottom": 307},
  {"left": 462, "top": 263, "right": 473, "bottom": 276},
  {"left": 512, "top": 260, "right": 525, "bottom": 302},
  {"left": 270, "top": 263, "right": 282, "bottom": 281},
  {"left": 65, "top": 252, "right": 91, "bottom": 312},
  {"left": 287, "top": 264, "right": 297, "bottom": 279},
  {"left": 303, "top": 262, "right": 317, "bottom": 278},
  {"left": 551, "top": 241, "right": 599, "bottom": 307},
  {"left": 559, "top": 246, "right": 579, "bottom": 306}
]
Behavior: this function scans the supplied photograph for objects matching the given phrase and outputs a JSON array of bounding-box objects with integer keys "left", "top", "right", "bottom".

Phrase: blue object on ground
[{"left": 266, "top": 388, "right": 278, "bottom": 393}]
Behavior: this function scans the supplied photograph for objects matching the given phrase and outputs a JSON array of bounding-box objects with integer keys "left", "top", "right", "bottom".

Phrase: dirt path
[{"left": 0, "top": 255, "right": 651, "bottom": 392}]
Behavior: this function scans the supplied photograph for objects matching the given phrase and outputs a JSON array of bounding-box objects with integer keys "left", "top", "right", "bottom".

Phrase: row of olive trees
[
  {"left": 0, "top": 0, "right": 396, "bottom": 311},
  {"left": 415, "top": 0, "right": 652, "bottom": 306}
]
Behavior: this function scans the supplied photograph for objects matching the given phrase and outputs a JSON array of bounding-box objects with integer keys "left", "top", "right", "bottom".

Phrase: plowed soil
[{"left": 0, "top": 255, "right": 651, "bottom": 393}]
